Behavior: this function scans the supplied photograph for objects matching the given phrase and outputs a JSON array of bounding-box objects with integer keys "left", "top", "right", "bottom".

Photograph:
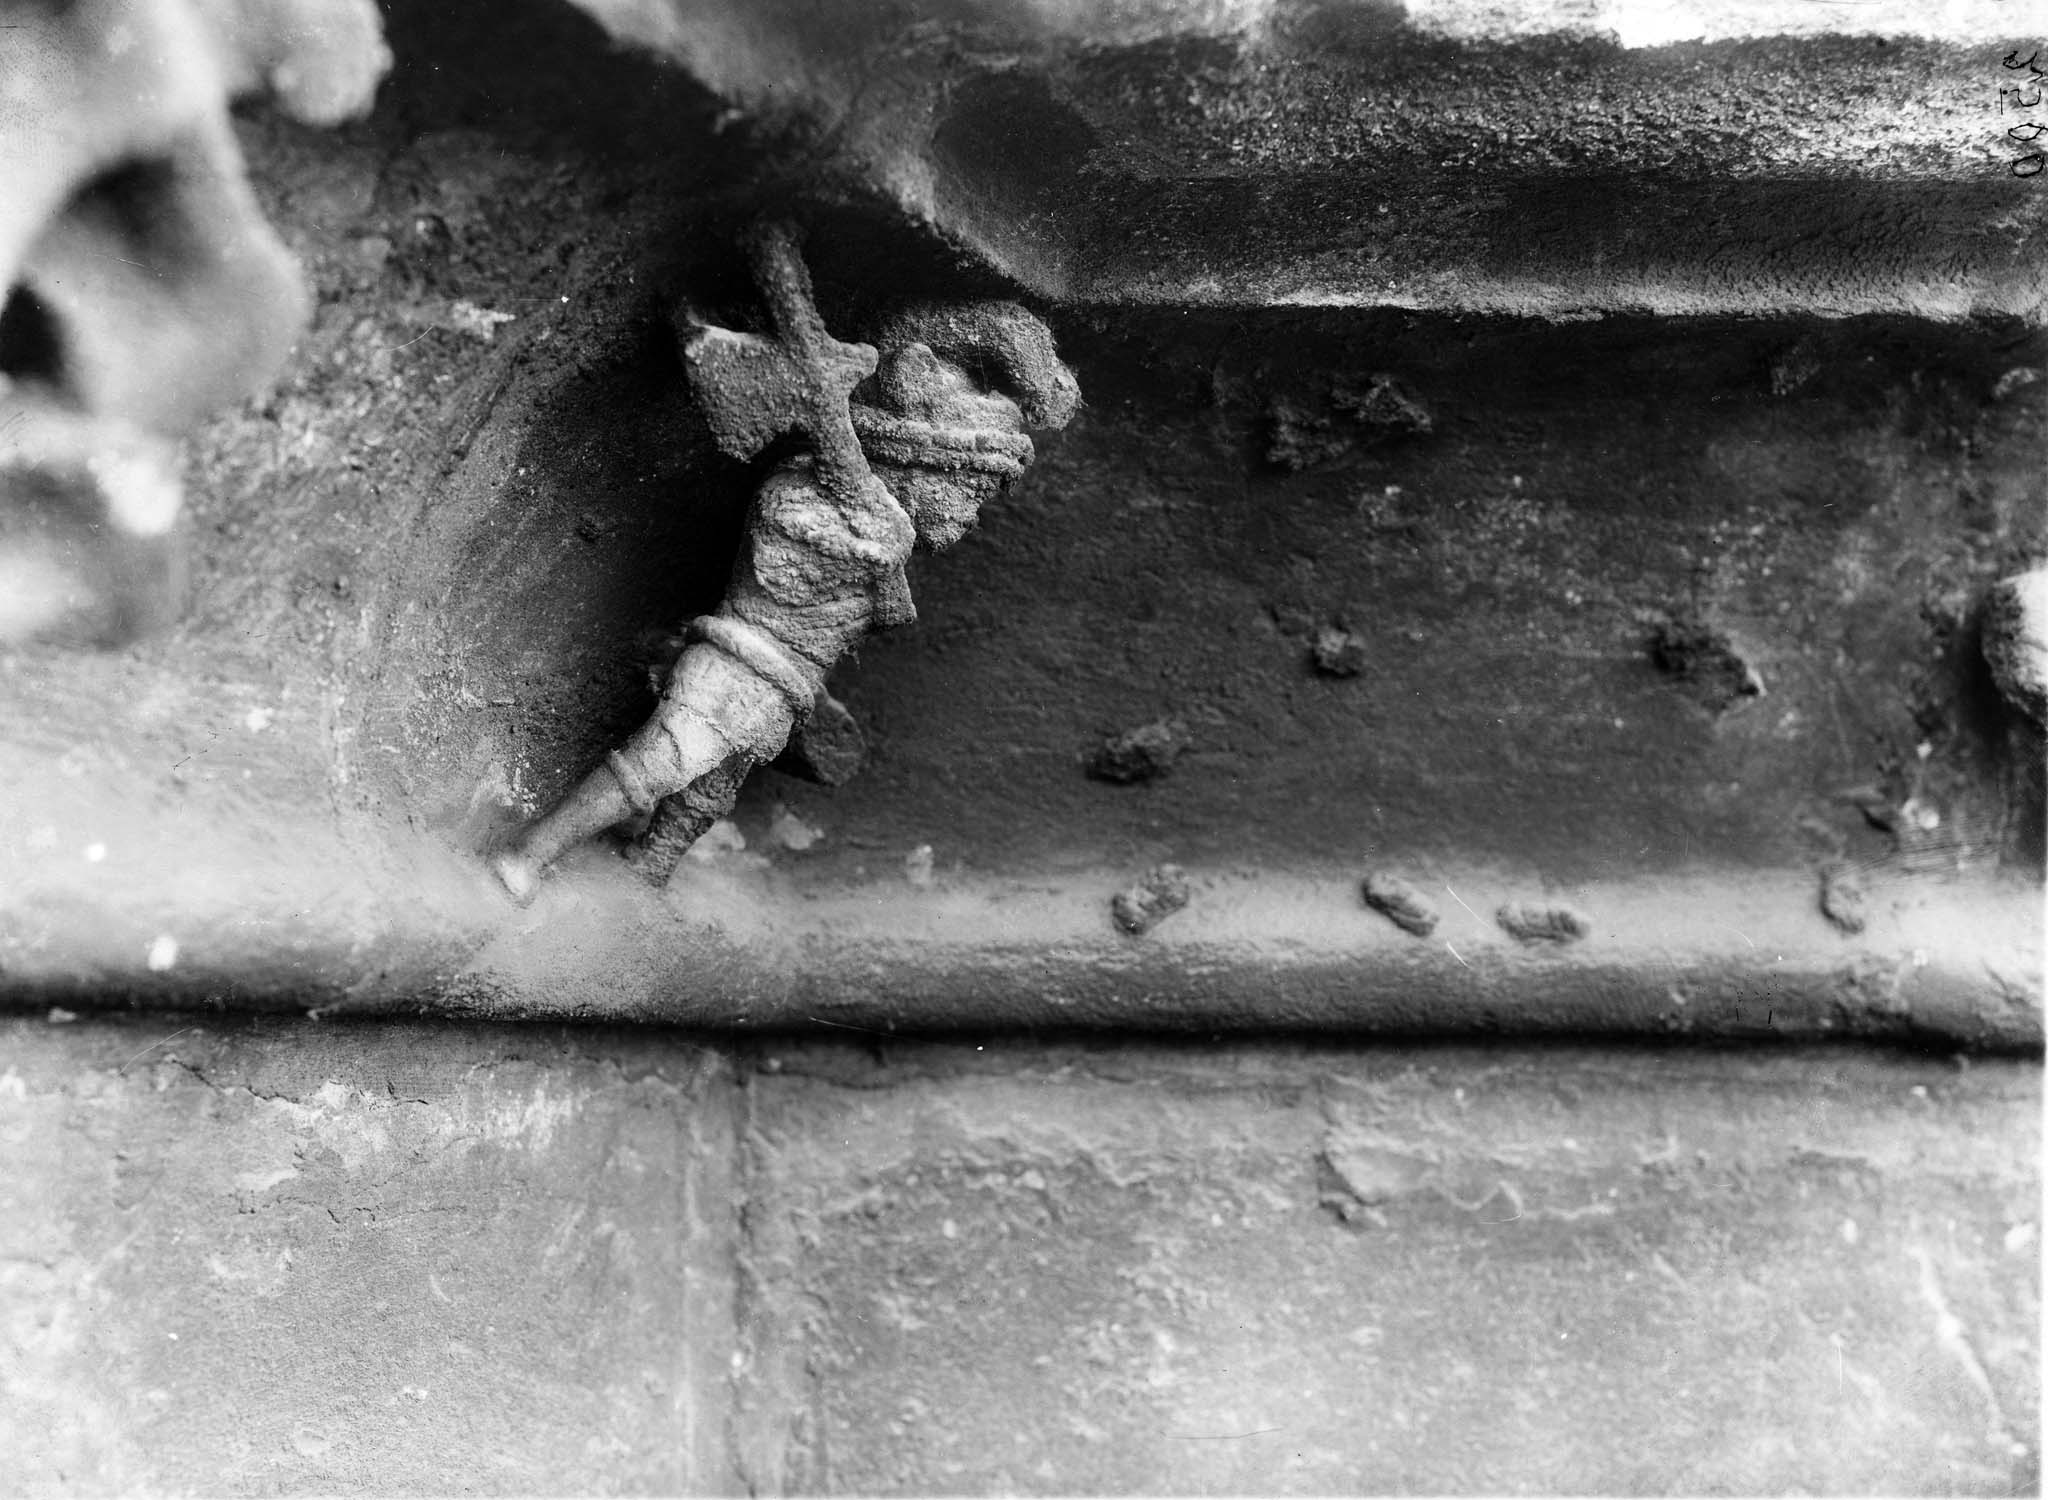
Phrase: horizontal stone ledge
[
  {"left": 565, "top": 0, "right": 2048, "bottom": 317},
  {"left": 2, "top": 834, "right": 2037, "bottom": 1047},
  {"left": 1064, "top": 177, "right": 2045, "bottom": 319}
]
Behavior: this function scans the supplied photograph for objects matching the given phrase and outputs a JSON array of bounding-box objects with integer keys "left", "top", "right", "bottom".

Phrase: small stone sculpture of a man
[{"left": 492, "top": 226, "right": 1077, "bottom": 900}]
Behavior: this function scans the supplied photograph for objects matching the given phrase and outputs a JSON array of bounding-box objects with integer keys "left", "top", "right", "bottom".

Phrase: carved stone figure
[
  {"left": 491, "top": 223, "right": 1078, "bottom": 899},
  {"left": 0, "top": 0, "right": 390, "bottom": 643}
]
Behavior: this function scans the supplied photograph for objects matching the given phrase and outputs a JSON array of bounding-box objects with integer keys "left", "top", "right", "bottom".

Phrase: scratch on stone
[
  {"left": 1445, "top": 941, "right": 1470, "bottom": 968},
  {"left": 1648, "top": 1251, "right": 1694, "bottom": 1295},
  {"left": 1545, "top": 1197, "right": 1617, "bottom": 1221},
  {"left": 1981, "top": 960, "right": 2034, "bottom": 1013},
  {"left": 1912, "top": 1245, "right": 2019, "bottom": 1451},
  {"left": 1443, "top": 882, "right": 1479, "bottom": 919},
  {"left": 450, "top": 361, "right": 519, "bottom": 463},
  {"left": 1164, "top": 1427, "right": 1282, "bottom": 1441},
  {"left": 807, "top": 1015, "right": 894, "bottom": 1035},
  {"left": 117, "top": 1026, "right": 195, "bottom": 1073},
  {"left": 1478, "top": 1179, "right": 1526, "bottom": 1223}
]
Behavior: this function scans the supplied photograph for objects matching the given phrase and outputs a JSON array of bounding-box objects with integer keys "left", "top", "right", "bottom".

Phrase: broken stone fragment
[
  {"left": 684, "top": 819, "right": 747, "bottom": 862},
  {"left": 1332, "top": 373, "right": 1432, "bottom": 438},
  {"left": 766, "top": 804, "right": 822, "bottom": 852},
  {"left": 1111, "top": 864, "right": 1191, "bottom": 937},
  {"left": 1496, "top": 901, "right": 1590, "bottom": 945},
  {"left": 773, "top": 690, "right": 867, "bottom": 786},
  {"left": 1318, "top": 1138, "right": 1431, "bottom": 1227},
  {"left": 1085, "top": 719, "right": 1189, "bottom": 783},
  {"left": 1819, "top": 864, "right": 1868, "bottom": 935},
  {"left": 1768, "top": 335, "right": 1824, "bottom": 397},
  {"left": 1982, "top": 567, "right": 2048, "bottom": 724},
  {"left": 1839, "top": 786, "right": 1900, "bottom": 833},
  {"left": 1311, "top": 625, "right": 1367, "bottom": 677},
  {"left": 1264, "top": 398, "right": 1350, "bottom": 471},
  {"left": 1263, "top": 375, "right": 1430, "bottom": 472},
  {"left": 1646, "top": 613, "right": 1764, "bottom": 711},
  {"left": 1361, "top": 872, "right": 1438, "bottom": 937}
]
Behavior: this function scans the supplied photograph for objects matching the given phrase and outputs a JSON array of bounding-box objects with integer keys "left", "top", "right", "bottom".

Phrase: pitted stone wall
[{"left": 2, "top": 1017, "right": 2037, "bottom": 1494}]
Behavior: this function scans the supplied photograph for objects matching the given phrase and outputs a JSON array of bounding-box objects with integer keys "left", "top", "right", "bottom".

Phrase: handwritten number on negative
[{"left": 2002, "top": 48, "right": 2048, "bottom": 175}]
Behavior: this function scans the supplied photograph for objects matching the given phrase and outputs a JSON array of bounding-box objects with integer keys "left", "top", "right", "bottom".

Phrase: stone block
[
  {"left": 3, "top": 1018, "right": 2037, "bottom": 1494},
  {"left": 734, "top": 1040, "right": 2040, "bottom": 1495},
  {"left": 0, "top": 1017, "right": 739, "bottom": 1493}
]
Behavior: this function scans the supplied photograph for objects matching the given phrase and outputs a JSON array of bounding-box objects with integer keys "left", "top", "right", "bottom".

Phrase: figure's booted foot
[
  {"left": 492, "top": 849, "right": 543, "bottom": 904},
  {"left": 487, "top": 762, "right": 643, "bottom": 903}
]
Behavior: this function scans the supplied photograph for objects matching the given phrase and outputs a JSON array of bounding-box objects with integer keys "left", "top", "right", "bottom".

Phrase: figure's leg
[
  {"left": 626, "top": 755, "right": 751, "bottom": 885},
  {"left": 491, "top": 641, "right": 799, "bottom": 901},
  {"left": 490, "top": 762, "right": 641, "bottom": 902}
]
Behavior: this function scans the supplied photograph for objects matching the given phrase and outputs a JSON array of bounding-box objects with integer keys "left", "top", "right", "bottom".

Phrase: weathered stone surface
[
  {"left": 735, "top": 1039, "right": 2041, "bottom": 1496},
  {"left": 0, "top": 1016, "right": 739, "bottom": 1493},
  {"left": 1984, "top": 566, "right": 2048, "bottom": 723},
  {"left": 2, "top": 9, "right": 2037, "bottom": 1498},
  {"left": 0, "top": 0, "right": 389, "bottom": 644},
  {"left": 8, "top": 1018, "right": 2033, "bottom": 1494},
  {"left": 0, "top": 2, "right": 2038, "bottom": 1038},
  {"left": 568, "top": 0, "right": 2047, "bottom": 317}
]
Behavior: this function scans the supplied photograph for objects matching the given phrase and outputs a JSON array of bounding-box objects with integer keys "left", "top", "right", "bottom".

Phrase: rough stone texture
[
  {"left": 4, "top": 1016, "right": 2037, "bottom": 1495},
  {"left": 732, "top": 1038, "right": 2041, "bottom": 1495},
  {"left": 1984, "top": 566, "right": 2048, "bottom": 723},
  {"left": 0, "top": 0, "right": 389, "bottom": 644},
  {"left": 0, "top": 0, "right": 2040, "bottom": 1038},
  {"left": 0, "top": 1016, "right": 738, "bottom": 1494},
  {"left": 3, "top": 9, "right": 2038, "bottom": 1498},
  {"left": 569, "top": 0, "right": 2048, "bottom": 317}
]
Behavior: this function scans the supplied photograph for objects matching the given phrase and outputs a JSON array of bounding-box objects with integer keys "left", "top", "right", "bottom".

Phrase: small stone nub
[
  {"left": 1312, "top": 626, "right": 1367, "bottom": 678},
  {"left": 1496, "top": 901, "right": 1590, "bottom": 945},
  {"left": 1819, "top": 864, "right": 1867, "bottom": 935},
  {"left": 1361, "top": 872, "right": 1438, "bottom": 936},
  {"left": 1112, "top": 864, "right": 1192, "bottom": 936},
  {"left": 1087, "top": 719, "right": 1189, "bottom": 784}
]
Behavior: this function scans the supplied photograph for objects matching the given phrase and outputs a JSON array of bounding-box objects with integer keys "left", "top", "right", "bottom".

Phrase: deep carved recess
[
  {"left": 0, "top": 0, "right": 390, "bottom": 644},
  {"left": 491, "top": 223, "right": 1078, "bottom": 899}
]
